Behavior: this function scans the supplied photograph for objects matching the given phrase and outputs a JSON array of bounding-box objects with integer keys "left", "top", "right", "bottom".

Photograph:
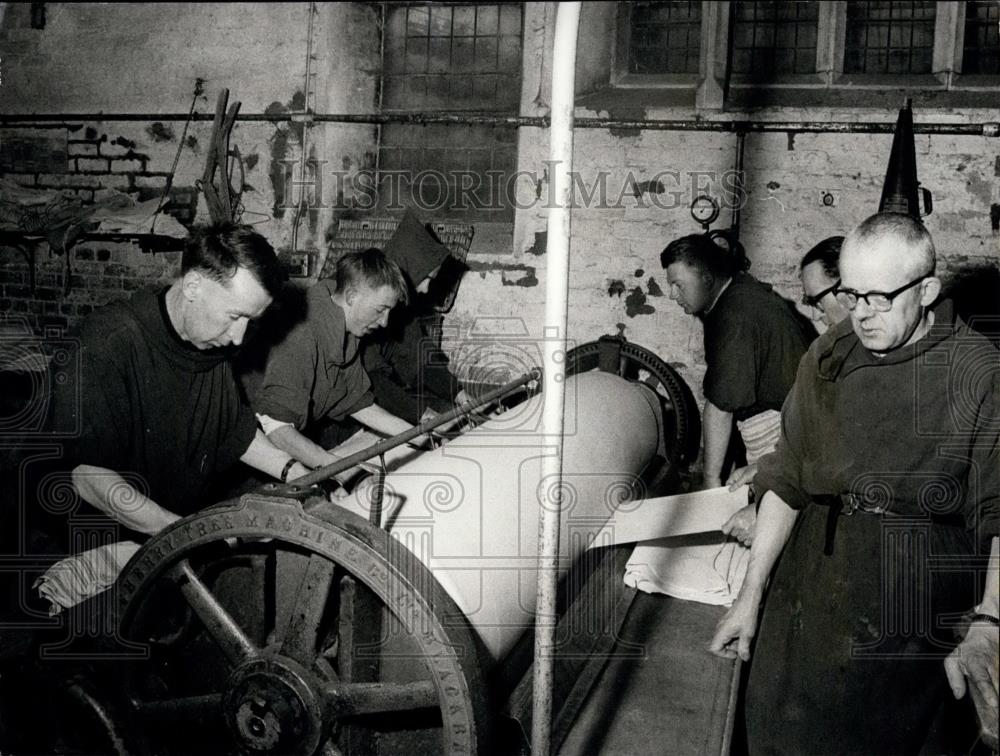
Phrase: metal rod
[
  {"left": 287, "top": 369, "right": 542, "bottom": 489},
  {"left": 2, "top": 112, "right": 997, "bottom": 136},
  {"left": 731, "top": 130, "right": 747, "bottom": 239},
  {"left": 133, "top": 693, "right": 224, "bottom": 721},
  {"left": 368, "top": 455, "right": 386, "bottom": 528},
  {"left": 290, "top": 1, "right": 317, "bottom": 257},
  {"left": 322, "top": 681, "right": 439, "bottom": 717},
  {"left": 532, "top": 5, "right": 580, "bottom": 755}
]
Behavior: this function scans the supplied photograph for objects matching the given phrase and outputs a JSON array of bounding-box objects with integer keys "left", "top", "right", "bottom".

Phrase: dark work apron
[{"left": 745, "top": 500, "right": 983, "bottom": 756}]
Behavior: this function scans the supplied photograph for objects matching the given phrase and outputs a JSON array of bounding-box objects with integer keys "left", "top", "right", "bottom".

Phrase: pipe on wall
[
  {"left": 3, "top": 112, "right": 998, "bottom": 137},
  {"left": 730, "top": 130, "right": 746, "bottom": 239},
  {"left": 289, "top": 1, "right": 317, "bottom": 256},
  {"left": 533, "top": 4, "right": 581, "bottom": 755}
]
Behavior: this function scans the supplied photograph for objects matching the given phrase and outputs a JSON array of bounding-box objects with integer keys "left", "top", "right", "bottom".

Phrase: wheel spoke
[
  {"left": 322, "top": 681, "right": 438, "bottom": 718},
  {"left": 337, "top": 575, "right": 357, "bottom": 680},
  {"left": 279, "top": 553, "right": 336, "bottom": 665},
  {"left": 171, "top": 559, "right": 258, "bottom": 665},
  {"left": 132, "top": 693, "right": 223, "bottom": 722},
  {"left": 63, "top": 681, "right": 132, "bottom": 754}
]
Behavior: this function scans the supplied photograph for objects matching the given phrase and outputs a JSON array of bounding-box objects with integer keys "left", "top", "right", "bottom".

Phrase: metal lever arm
[{"left": 286, "top": 368, "right": 542, "bottom": 490}]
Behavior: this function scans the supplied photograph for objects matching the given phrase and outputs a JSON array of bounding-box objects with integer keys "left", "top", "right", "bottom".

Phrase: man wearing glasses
[
  {"left": 711, "top": 212, "right": 999, "bottom": 754},
  {"left": 799, "top": 235, "right": 850, "bottom": 334}
]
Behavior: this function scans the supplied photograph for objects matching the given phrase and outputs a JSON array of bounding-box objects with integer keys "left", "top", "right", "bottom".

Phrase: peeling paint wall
[
  {"left": 1, "top": 2, "right": 379, "bottom": 331},
  {"left": 440, "top": 1, "right": 1000, "bottom": 408},
  {"left": 0, "top": 2, "right": 379, "bottom": 269},
  {"left": 2, "top": 1, "right": 997, "bottom": 417}
]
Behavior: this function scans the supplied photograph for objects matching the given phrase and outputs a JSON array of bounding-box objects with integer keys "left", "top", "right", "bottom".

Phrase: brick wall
[
  {"left": 0, "top": 242, "right": 178, "bottom": 333},
  {"left": 1, "top": 2, "right": 380, "bottom": 336},
  {"left": 3, "top": 124, "right": 193, "bottom": 209}
]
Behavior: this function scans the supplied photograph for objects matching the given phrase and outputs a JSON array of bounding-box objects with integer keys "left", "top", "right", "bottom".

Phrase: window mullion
[
  {"left": 932, "top": 0, "right": 964, "bottom": 85},
  {"left": 697, "top": 0, "right": 728, "bottom": 109},
  {"left": 817, "top": 0, "right": 846, "bottom": 85}
]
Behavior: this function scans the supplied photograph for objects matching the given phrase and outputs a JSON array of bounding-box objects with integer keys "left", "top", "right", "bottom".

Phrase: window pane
[
  {"left": 475, "top": 37, "right": 498, "bottom": 72},
  {"left": 627, "top": 1, "right": 702, "bottom": 74},
  {"left": 429, "top": 6, "right": 452, "bottom": 36},
  {"left": 962, "top": 0, "right": 1000, "bottom": 75},
  {"left": 476, "top": 5, "right": 499, "bottom": 35},
  {"left": 499, "top": 4, "right": 522, "bottom": 35},
  {"left": 844, "top": 1, "right": 936, "bottom": 74},
  {"left": 407, "top": 6, "right": 429, "bottom": 37},
  {"left": 380, "top": 4, "right": 523, "bottom": 223},
  {"left": 453, "top": 6, "right": 476, "bottom": 36},
  {"left": 429, "top": 37, "right": 451, "bottom": 74},
  {"left": 729, "top": 1, "right": 818, "bottom": 77},
  {"left": 405, "top": 37, "right": 428, "bottom": 74}
]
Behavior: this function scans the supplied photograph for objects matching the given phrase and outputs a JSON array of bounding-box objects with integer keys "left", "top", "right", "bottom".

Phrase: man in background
[{"left": 799, "top": 235, "right": 850, "bottom": 334}]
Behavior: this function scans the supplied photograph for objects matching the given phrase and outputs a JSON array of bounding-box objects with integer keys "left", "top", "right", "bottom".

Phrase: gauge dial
[{"left": 690, "top": 194, "right": 720, "bottom": 228}]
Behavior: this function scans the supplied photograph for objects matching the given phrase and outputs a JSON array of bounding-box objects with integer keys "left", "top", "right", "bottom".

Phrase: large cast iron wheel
[
  {"left": 566, "top": 338, "right": 700, "bottom": 470},
  {"left": 110, "top": 491, "right": 493, "bottom": 756}
]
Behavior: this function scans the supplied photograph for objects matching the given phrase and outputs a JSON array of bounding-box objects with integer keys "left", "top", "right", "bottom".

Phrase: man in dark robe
[
  {"left": 661, "top": 232, "right": 811, "bottom": 544},
  {"left": 710, "top": 213, "right": 999, "bottom": 754},
  {"left": 44, "top": 224, "right": 307, "bottom": 554}
]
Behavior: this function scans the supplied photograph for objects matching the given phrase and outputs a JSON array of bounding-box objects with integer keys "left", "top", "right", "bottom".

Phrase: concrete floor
[{"left": 558, "top": 592, "right": 741, "bottom": 756}]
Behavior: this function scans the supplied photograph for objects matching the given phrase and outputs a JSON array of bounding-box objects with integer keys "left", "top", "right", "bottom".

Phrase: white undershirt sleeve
[{"left": 256, "top": 413, "right": 295, "bottom": 436}]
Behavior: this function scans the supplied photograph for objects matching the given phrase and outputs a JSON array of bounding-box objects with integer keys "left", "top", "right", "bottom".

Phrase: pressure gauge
[{"left": 690, "top": 194, "right": 720, "bottom": 230}]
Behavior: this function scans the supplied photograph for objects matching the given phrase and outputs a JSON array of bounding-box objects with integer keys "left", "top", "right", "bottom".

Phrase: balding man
[{"left": 710, "top": 213, "right": 999, "bottom": 754}]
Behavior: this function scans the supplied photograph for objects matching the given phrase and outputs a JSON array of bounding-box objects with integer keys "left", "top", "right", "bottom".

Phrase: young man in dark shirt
[
  {"left": 250, "top": 248, "right": 426, "bottom": 472},
  {"left": 661, "top": 233, "right": 810, "bottom": 543}
]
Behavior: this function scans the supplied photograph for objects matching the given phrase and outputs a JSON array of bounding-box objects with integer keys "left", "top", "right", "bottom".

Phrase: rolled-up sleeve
[
  {"left": 66, "top": 322, "right": 132, "bottom": 471},
  {"left": 704, "top": 309, "right": 757, "bottom": 413},
  {"left": 254, "top": 325, "right": 316, "bottom": 430}
]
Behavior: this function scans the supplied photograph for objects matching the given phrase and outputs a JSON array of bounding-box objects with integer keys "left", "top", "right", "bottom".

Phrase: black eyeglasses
[
  {"left": 801, "top": 280, "right": 840, "bottom": 308},
  {"left": 834, "top": 273, "right": 930, "bottom": 313}
]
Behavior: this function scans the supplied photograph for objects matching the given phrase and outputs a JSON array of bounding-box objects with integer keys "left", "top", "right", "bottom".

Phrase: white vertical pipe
[{"left": 532, "top": 3, "right": 580, "bottom": 755}]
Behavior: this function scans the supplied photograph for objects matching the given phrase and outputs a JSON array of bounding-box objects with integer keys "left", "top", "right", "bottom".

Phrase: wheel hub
[{"left": 224, "top": 657, "right": 324, "bottom": 755}]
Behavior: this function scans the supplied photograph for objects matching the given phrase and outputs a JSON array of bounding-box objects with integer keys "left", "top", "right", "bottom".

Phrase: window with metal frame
[
  {"left": 627, "top": 0, "right": 702, "bottom": 75},
  {"left": 382, "top": 3, "right": 522, "bottom": 111},
  {"left": 844, "top": 1, "right": 937, "bottom": 75},
  {"left": 379, "top": 2, "right": 523, "bottom": 223},
  {"left": 729, "top": 1, "right": 819, "bottom": 77},
  {"left": 961, "top": 0, "right": 1000, "bottom": 75}
]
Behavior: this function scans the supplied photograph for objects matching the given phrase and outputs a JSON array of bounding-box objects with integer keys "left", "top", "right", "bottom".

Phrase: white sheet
[
  {"left": 624, "top": 535, "right": 749, "bottom": 607},
  {"left": 586, "top": 485, "right": 750, "bottom": 548},
  {"left": 590, "top": 486, "right": 752, "bottom": 607}
]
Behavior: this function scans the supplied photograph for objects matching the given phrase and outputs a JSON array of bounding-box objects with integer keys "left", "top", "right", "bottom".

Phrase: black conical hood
[{"left": 879, "top": 99, "right": 922, "bottom": 217}]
